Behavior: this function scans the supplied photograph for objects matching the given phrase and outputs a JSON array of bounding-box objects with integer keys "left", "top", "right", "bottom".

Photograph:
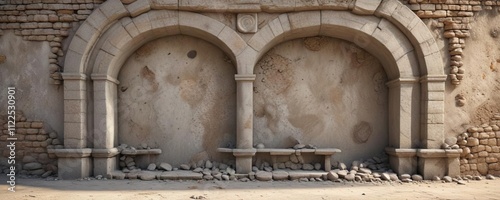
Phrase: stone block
[
  {"left": 148, "top": 10, "right": 179, "bottom": 30},
  {"left": 126, "top": 0, "right": 151, "bottom": 17},
  {"left": 150, "top": 0, "right": 178, "bottom": 10},
  {"left": 98, "top": 0, "right": 128, "bottom": 20},
  {"left": 248, "top": 24, "right": 274, "bottom": 52},
  {"left": 218, "top": 26, "right": 247, "bottom": 58},
  {"left": 288, "top": 11, "right": 320, "bottom": 38},
  {"left": 132, "top": 12, "right": 152, "bottom": 34},
  {"left": 353, "top": 0, "right": 382, "bottom": 15},
  {"left": 179, "top": 11, "right": 224, "bottom": 39},
  {"left": 58, "top": 157, "right": 92, "bottom": 179},
  {"left": 93, "top": 157, "right": 117, "bottom": 177},
  {"left": 261, "top": 0, "right": 295, "bottom": 12}
]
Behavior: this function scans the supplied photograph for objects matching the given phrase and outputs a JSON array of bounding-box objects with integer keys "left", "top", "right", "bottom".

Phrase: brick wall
[
  {"left": 401, "top": 0, "right": 500, "bottom": 85},
  {"left": 456, "top": 113, "right": 500, "bottom": 176},
  {"left": 0, "top": 111, "right": 62, "bottom": 177}
]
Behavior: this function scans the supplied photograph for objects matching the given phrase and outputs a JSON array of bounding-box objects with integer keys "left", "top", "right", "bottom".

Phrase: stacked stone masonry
[
  {"left": 0, "top": 0, "right": 105, "bottom": 84},
  {"left": 401, "top": 0, "right": 500, "bottom": 85},
  {"left": 1, "top": 0, "right": 499, "bottom": 84},
  {"left": 456, "top": 113, "right": 500, "bottom": 176},
  {"left": 0, "top": 111, "right": 62, "bottom": 178}
]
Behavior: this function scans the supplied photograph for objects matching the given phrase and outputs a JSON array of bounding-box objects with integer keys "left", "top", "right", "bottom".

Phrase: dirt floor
[{"left": 1, "top": 176, "right": 499, "bottom": 200}]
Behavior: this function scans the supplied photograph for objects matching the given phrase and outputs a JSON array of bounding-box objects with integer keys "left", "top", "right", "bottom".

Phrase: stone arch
[
  {"left": 233, "top": 1, "right": 448, "bottom": 177},
  {"left": 59, "top": 0, "right": 248, "bottom": 179}
]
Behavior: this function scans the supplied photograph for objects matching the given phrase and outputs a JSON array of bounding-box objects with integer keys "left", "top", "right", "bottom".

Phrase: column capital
[
  {"left": 235, "top": 74, "right": 256, "bottom": 81},
  {"left": 62, "top": 73, "right": 87, "bottom": 80},
  {"left": 91, "top": 74, "right": 120, "bottom": 85},
  {"left": 386, "top": 77, "right": 419, "bottom": 88}
]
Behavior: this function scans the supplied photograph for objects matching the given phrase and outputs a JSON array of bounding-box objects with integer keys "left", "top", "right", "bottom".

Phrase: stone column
[
  {"left": 91, "top": 74, "right": 120, "bottom": 177},
  {"left": 420, "top": 75, "right": 447, "bottom": 149},
  {"left": 386, "top": 78, "right": 419, "bottom": 175},
  {"left": 417, "top": 75, "right": 448, "bottom": 179},
  {"left": 58, "top": 73, "right": 92, "bottom": 179},
  {"left": 386, "top": 78, "right": 420, "bottom": 148},
  {"left": 234, "top": 74, "right": 257, "bottom": 174}
]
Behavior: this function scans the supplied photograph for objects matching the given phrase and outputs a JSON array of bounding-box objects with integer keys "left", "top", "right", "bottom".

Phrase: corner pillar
[
  {"left": 60, "top": 73, "right": 92, "bottom": 179},
  {"left": 235, "top": 74, "right": 256, "bottom": 174},
  {"left": 91, "top": 74, "right": 120, "bottom": 177}
]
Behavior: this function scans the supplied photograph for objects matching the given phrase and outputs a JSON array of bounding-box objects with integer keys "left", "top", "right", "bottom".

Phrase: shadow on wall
[
  {"left": 253, "top": 36, "right": 389, "bottom": 165},
  {"left": 117, "top": 35, "right": 237, "bottom": 168}
]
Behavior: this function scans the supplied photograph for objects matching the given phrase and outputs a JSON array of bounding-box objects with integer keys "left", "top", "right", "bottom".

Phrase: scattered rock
[
  {"left": 359, "top": 168, "right": 371, "bottom": 174},
  {"left": 272, "top": 170, "right": 289, "bottom": 180},
  {"left": 293, "top": 144, "right": 306, "bottom": 149},
  {"left": 474, "top": 176, "right": 482, "bottom": 181},
  {"left": 389, "top": 174, "right": 399, "bottom": 181},
  {"left": 264, "top": 166, "right": 273, "bottom": 172},
  {"left": 338, "top": 163, "right": 347, "bottom": 170},
  {"left": 24, "top": 162, "right": 42, "bottom": 170},
  {"left": 327, "top": 171, "right": 339, "bottom": 181},
  {"left": 457, "top": 180, "right": 466, "bottom": 185},
  {"left": 255, "top": 143, "right": 265, "bottom": 149},
  {"left": 219, "top": 163, "right": 228, "bottom": 170},
  {"left": 239, "top": 177, "right": 250, "bottom": 182},
  {"left": 400, "top": 174, "right": 411, "bottom": 179},
  {"left": 147, "top": 163, "right": 157, "bottom": 171},
  {"left": 180, "top": 164, "right": 190, "bottom": 170},
  {"left": 139, "top": 172, "right": 156, "bottom": 181},
  {"left": 213, "top": 173, "right": 222, "bottom": 180},
  {"left": 248, "top": 172, "right": 256, "bottom": 180},
  {"left": 314, "top": 163, "right": 321, "bottom": 170},
  {"left": 344, "top": 173, "right": 355, "bottom": 181},
  {"left": 302, "top": 164, "right": 314, "bottom": 170},
  {"left": 411, "top": 174, "right": 423, "bottom": 181},
  {"left": 486, "top": 174, "right": 495, "bottom": 180},
  {"left": 203, "top": 174, "right": 213, "bottom": 180},
  {"left": 443, "top": 176, "right": 452, "bottom": 183},
  {"left": 337, "top": 170, "right": 348, "bottom": 178},
  {"left": 433, "top": 176, "right": 441, "bottom": 181},
  {"left": 255, "top": 171, "right": 273, "bottom": 181},
  {"left": 299, "top": 177, "right": 309, "bottom": 182},
  {"left": 159, "top": 163, "right": 172, "bottom": 171},
  {"left": 205, "top": 160, "right": 213, "bottom": 169},
  {"left": 221, "top": 174, "right": 230, "bottom": 181},
  {"left": 41, "top": 171, "right": 52, "bottom": 178},
  {"left": 401, "top": 178, "right": 412, "bottom": 183}
]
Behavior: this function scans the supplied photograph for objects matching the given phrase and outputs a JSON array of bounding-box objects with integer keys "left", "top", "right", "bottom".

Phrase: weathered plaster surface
[
  {"left": 253, "top": 37, "right": 388, "bottom": 164},
  {"left": 0, "top": 31, "right": 63, "bottom": 135},
  {"left": 117, "top": 35, "right": 236, "bottom": 167}
]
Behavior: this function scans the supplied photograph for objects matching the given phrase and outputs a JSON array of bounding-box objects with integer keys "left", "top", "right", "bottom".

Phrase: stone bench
[{"left": 217, "top": 148, "right": 341, "bottom": 172}]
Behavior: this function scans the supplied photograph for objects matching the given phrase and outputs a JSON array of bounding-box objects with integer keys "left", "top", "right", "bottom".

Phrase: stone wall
[
  {"left": 401, "top": 0, "right": 500, "bottom": 85},
  {"left": 0, "top": 111, "right": 61, "bottom": 177},
  {"left": 456, "top": 113, "right": 500, "bottom": 176},
  {"left": 0, "top": 0, "right": 105, "bottom": 84},
  {"left": 0, "top": 0, "right": 500, "bottom": 179}
]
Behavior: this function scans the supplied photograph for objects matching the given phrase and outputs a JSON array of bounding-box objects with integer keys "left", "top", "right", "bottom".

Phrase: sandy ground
[{"left": 1, "top": 176, "right": 499, "bottom": 200}]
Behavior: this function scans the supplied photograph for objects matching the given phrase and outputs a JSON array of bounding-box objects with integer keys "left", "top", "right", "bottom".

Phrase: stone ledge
[
  {"left": 385, "top": 147, "right": 418, "bottom": 157},
  {"left": 50, "top": 148, "right": 92, "bottom": 158},
  {"left": 120, "top": 148, "right": 162, "bottom": 155},
  {"left": 417, "top": 149, "right": 462, "bottom": 158},
  {"left": 92, "top": 148, "right": 120, "bottom": 158}
]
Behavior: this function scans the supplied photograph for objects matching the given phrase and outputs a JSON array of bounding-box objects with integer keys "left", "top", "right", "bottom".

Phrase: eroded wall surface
[
  {"left": 117, "top": 35, "right": 236, "bottom": 167},
  {"left": 253, "top": 37, "right": 388, "bottom": 164},
  {"left": 0, "top": 0, "right": 500, "bottom": 175}
]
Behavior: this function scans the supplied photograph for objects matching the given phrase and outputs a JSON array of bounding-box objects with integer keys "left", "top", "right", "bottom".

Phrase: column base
[
  {"left": 52, "top": 148, "right": 92, "bottom": 179},
  {"left": 417, "top": 149, "right": 462, "bottom": 180},
  {"left": 92, "top": 148, "right": 120, "bottom": 178},
  {"left": 233, "top": 149, "right": 256, "bottom": 174},
  {"left": 385, "top": 147, "right": 417, "bottom": 175}
]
